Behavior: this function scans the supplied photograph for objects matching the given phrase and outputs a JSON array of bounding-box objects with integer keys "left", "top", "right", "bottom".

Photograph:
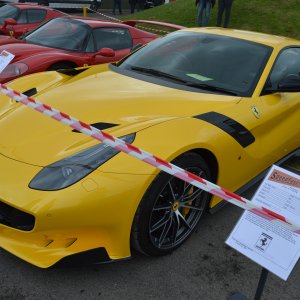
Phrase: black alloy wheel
[{"left": 131, "top": 152, "right": 212, "bottom": 256}]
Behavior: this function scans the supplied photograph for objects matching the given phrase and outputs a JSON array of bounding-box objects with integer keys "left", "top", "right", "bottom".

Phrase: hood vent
[
  {"left": 23, "top": 88, "right": 37, "bottom": 97},
  {"left": 57, "top": 68, "right": 87, "bottom": 76},
  {"left": 72, "top": 122, "right": 118, "bottom": 133}
]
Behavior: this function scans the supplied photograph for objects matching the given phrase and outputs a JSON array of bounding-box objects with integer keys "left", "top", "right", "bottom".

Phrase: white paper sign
[
  {"left": 0, "top": 50, "right": 15, "bottom": 73},
  {"left": 226, "top": 165, "right": 300, "bottom": 280}
]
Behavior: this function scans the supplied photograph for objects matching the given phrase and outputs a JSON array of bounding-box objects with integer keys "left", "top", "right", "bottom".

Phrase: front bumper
[{"left": 0, "top": 153, "right": 154, "bottom": 268}]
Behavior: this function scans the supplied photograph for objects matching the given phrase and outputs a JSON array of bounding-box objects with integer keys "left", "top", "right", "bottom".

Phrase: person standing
[
  {"left": 216, "top": 0, "right": 234, "bottom": 28},
  {"left": 195, "top": 0, "right": 214, "bottom": 27},
  {"left": 129, "top": 0, "right": 138, "bottom": 13},
  {"left": 113, "top": 0, "right": 122, "bottom": 14}
]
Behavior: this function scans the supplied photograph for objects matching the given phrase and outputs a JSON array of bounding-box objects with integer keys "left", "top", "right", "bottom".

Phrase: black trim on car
[
  {"left": 0, "top": 200, "right": 35, "bottom": 231},
  {"left": 53, "top": 247, "right": 112, "bottom": 267},
  {"left": 57, "top": 68, "right": 88, "bottom": 76},
  {"left": 23, "top": 88, "right": 37, "bottom": 97},
  {"left": 194, "top": 111, "right": 255, "bottom": 148}
]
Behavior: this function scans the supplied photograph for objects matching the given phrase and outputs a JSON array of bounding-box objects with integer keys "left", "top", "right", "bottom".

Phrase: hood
[
  {"left": 0, "top": 43, "right": 58, "bottom": 61},
  {"left": 0, "top": 35, "right": 20, "bottom": 45},
  {"left": 0, "top": 68, "right": 240, "bottom": 166}
]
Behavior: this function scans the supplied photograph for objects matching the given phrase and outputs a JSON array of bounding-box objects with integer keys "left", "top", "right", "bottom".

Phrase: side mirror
[
  {"left": 3, "top": 18, "right": 17, "bottom": 29},
  {"left": 95, "top": 48, "right": 115, "bottom": 58},
  {"left": 277, "top": 74, "right": 300, "bottom": 92}
]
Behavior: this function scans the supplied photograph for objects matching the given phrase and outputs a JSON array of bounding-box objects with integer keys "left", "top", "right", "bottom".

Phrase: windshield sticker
[{"left": 186, "top": 73, "right": 213, "bottom": 81}]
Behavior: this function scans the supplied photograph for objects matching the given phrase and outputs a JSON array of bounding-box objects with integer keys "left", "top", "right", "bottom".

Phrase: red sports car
[
  {"left": 0, "top": 3, "right": 67, "bottom": 37},
  {"left": 0, "top": 16, "right": 184, "bottom": 83}
]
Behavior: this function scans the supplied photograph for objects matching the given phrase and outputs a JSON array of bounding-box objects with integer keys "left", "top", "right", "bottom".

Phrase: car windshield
[
  {"left": 0, "top": 5, "right": 19, "bottom": 24},
  {"left": 118, "top": 31, "right": 272, "bottom": 96},
  {"left": 24, "top": 18, "right": 90, "bottom": 52}
]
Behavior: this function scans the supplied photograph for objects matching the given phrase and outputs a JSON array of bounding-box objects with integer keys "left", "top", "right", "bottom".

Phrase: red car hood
[
  {"left": 0, "top": 42, "right": 61, "bottom": 62},
  {"left": 0, "top": 35, "right": 22, "bottom": 46}
]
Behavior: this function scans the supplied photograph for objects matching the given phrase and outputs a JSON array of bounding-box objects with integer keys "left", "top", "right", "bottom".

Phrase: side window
[
  {"left": 92, "top": 27, "right": 133, "bottom": 51},
  {"left": 27, "top": 10, "right": 47, "bottom": 23},
  {"left": 85, "top": 33, "right": 95, "bottom": 52},
  {"left": 17, "top": 10, "right": 28, "bottom": 24},
  {"left": 267, "top": 47, "right": 300, "bottom": 89}
]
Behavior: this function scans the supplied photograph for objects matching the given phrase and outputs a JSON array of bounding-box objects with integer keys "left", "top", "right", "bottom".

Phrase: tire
[
  {"left": 47, "top": 62, "right": 76, "bottom": 71},
  {"left": 131, "top": 152, "right": 212, "bottom": 256}
]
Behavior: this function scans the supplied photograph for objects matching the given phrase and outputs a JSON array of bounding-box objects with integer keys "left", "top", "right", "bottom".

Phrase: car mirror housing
[
  {"left": 3, "top": 18, "right": 17, "bottom": 28},
  {"left": 277, "top": 74, "right": 300, "bottom": 92},
  {"left": 95, "top": 48, "right": 115, "bottom": 58}
]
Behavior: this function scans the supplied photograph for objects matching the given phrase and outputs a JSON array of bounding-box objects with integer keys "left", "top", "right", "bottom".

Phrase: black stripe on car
[{"left": 194, "top": 112, "right": 255, "bottom": 147}]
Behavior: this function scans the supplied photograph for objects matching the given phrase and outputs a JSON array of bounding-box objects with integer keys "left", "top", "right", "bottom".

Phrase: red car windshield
[
  {"left": 0, "top": 5, "right": 19, "bottom": 24},
  {"left": 24, "top": 18, "right": 90, "bottom": 52}
]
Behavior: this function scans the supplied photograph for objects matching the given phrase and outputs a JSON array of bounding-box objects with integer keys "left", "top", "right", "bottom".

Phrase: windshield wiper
[
  {"left": 130, "top": 66, "right": 239, "bottom": 96},
  {"left": 130, "top": 66, "right": 188, "bottom": 84},
  {"left": 184, "top": 82, "right": 239, "bottom": 96}
]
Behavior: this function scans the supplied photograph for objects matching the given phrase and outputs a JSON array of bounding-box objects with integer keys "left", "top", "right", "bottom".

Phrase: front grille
[{"left": 0, "top": 200, "right": 35, "bottom": 231}]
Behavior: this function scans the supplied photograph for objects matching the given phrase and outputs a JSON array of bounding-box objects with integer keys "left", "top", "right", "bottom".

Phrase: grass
[{"left": 121, "top": 0, "right": 300, "bottom": 39}]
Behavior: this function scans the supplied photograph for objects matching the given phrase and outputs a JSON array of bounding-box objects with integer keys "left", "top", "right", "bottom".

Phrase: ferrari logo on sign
[{"left": 251, "top": 106, "right": 260, "bottom": 118}]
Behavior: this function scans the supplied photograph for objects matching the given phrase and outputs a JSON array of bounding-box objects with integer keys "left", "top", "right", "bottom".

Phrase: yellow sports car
[{"left": 0, "top": 28, "right": 299, "bottom": 268}]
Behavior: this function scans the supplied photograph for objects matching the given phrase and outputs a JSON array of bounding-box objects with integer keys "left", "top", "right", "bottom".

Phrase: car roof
[
  {"left": 182, "top": 27, "right": 300, "bottom": 48},
  {"left": 6, "top": 3, "right": 64, "bottom": 11},
  {"left": 65, "top": 16, "right": 129, "bottom": 28}
]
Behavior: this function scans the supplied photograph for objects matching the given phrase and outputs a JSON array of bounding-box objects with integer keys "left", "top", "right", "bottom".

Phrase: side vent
[{"left": 194, "top": 112, "right": 255, "bottom": 147}]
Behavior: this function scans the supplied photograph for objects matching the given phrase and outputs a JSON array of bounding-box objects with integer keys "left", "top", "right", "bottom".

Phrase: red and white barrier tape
[
  {"left": 0, "top": 83, "right": 299, "bottom": 233},
  {"left": 87, "top": 7, "right": 122, "bottom": 23},
  {"left": 132, "top": 24, "right": 170, "bottom": 34}
]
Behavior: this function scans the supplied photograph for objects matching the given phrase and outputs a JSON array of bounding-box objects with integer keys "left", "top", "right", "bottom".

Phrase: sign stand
[
  {"left": 254, "top": 268, "right": 269, "bottom": 300},
  {"left": 229, "top": 267, "right": 269, "bottom": 300}
]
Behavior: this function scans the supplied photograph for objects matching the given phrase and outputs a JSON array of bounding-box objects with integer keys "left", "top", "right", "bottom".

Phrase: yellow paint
[{"left": 0, "top": 29, "right": 299, "bottom": 268}]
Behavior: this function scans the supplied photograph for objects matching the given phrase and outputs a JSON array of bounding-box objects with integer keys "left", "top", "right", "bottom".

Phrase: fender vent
[{"left": 194, "top": 112, "right": 255, "bottom": 147}]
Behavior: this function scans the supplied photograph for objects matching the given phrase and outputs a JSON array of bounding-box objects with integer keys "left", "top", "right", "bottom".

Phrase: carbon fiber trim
[
  {"left": 53, "top": 247, "right": 111, "bottom": 267},
  {"left": 194, "top": 112, "right": 255, "bottom": 147},
  {"left": 23, "top": 88, "right": 37, "bottom": 97}
]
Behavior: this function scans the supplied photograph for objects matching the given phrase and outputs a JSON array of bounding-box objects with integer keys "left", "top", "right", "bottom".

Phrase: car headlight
[
  {"left": 29, "top": 133, "right": 135, "bottom": 191},
  {"left": 1, "top": 62, "right": 29, "bottom": 77}
]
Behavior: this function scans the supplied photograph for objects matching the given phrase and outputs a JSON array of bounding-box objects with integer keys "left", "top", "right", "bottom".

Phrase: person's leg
[
  {"left": 216, "top": 0, "right": 225, "bottom": 27},
  {"left": 113, "top": 0, "right": 116, "bottom": 14},
  {"left": 223, "top": 0, "right": 234, "bottom": 27},
  {"left": 197, "top": 0, "right": 205, "bottom": 26},
  {"left": 203, "top": 0, "right": 211, "bottom": 26},
  {"left": 118, "top": 0, "right": 122, "bottom": 14},
  {"left": 130, "top": 1, "right": 135, "bottom": 13}
]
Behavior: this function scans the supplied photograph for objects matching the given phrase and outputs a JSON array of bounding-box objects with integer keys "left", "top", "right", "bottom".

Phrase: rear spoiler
[{"left": 122, "top": 20, "right": 186, "bottom": 31}]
